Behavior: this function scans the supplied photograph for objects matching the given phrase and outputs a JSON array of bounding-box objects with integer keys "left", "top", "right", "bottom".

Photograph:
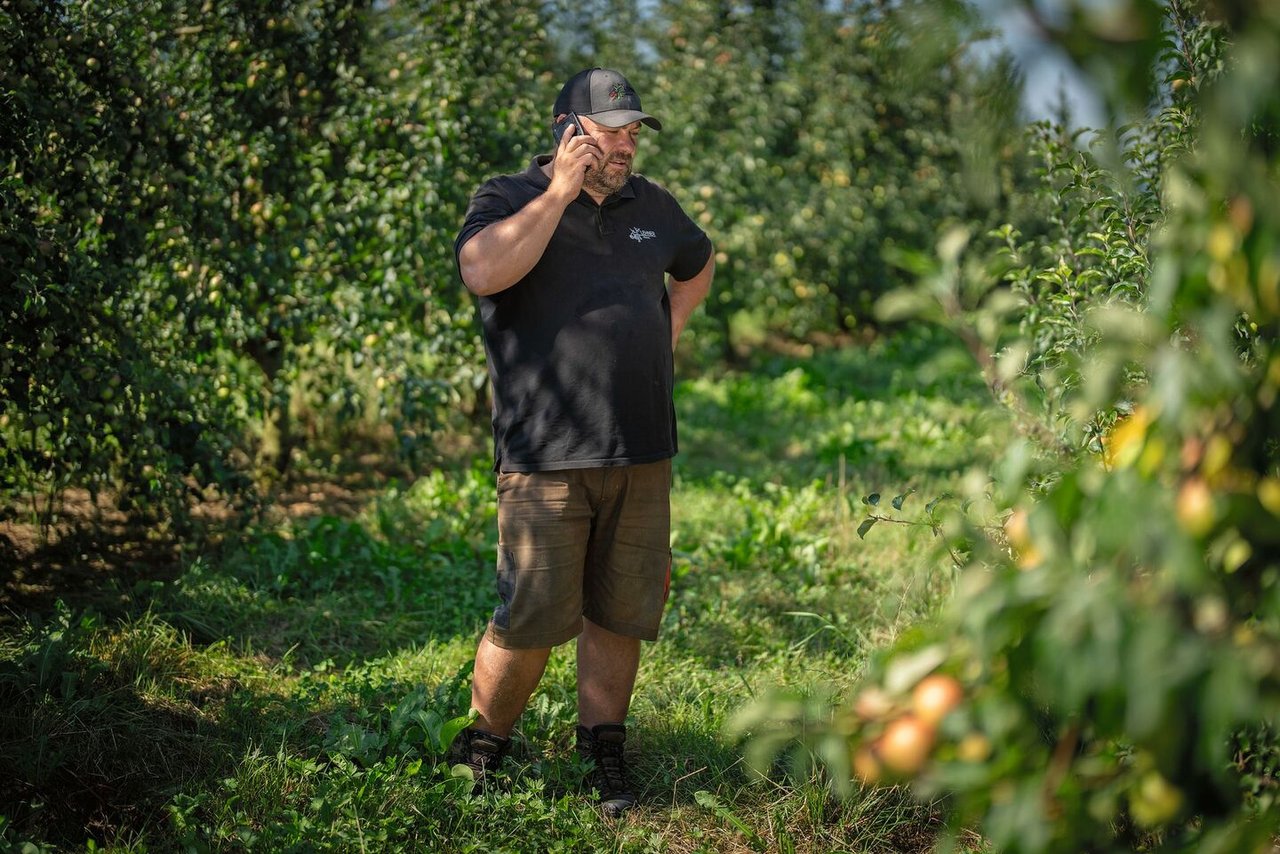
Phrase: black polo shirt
[{"left": 456, "top": 156, "right": 712, "bottom": 472}]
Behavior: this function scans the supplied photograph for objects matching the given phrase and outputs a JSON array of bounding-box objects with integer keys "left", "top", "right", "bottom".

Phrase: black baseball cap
[{"left": 553, "top": 67, "right": 662, "bottom": 131}]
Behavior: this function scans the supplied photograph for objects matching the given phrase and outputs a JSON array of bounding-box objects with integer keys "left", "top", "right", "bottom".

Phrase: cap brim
[{"left": 585, "top": 110, "right": 662, "bottom": 131}]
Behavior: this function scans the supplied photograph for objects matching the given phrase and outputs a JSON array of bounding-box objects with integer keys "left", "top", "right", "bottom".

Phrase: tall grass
[{"left": 1, "top": 328, "right": 1004, "bottom": 852}]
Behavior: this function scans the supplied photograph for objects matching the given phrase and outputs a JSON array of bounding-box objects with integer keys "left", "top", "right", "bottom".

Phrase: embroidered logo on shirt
[{"left": 629, "top": 227, "right": 657, "bottom": 243}]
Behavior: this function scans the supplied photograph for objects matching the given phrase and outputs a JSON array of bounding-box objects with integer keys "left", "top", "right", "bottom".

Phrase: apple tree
[
  {"left": 1, "top": 0, "right": 553, "bottom": 524},
  {"left": 737, "top": 1, "right": 1280, "bottom": 851},
  {"left": 1, "top": 0, "right": 252, "bottom": 522}
]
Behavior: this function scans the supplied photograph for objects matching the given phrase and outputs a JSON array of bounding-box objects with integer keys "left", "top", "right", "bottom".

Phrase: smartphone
[{"left": 552, "top": 111, "right": 586, "bottom": 145}]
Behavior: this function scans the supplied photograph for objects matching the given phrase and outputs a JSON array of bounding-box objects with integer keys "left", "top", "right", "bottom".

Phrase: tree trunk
[{"left": 246, "top": 333, "right": 292, "bottom": 474}]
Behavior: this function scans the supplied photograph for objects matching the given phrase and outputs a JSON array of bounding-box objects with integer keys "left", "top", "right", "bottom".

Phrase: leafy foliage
[
  {"left": 4, "top": 0, "right": 1042, "bottom": 525},
  {"left": 1, "top": 0, "right": 549, "bottom": 525},
  {"left": 744, "top": 2, "right": 1280, "bottom": 851},
  {"left": 8, "top": 0, "right": 1278, "bottom": 851},
  {"left": 641, "top": 0, "right": 1035, "bottom": 358},
  {"left": 2, "top": 0, "right": 252, "bottom": 521}
]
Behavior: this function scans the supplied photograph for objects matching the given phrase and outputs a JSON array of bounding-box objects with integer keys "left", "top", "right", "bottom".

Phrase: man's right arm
[{"left": 458, "top": 128, "right": 599, "bottom": 297}]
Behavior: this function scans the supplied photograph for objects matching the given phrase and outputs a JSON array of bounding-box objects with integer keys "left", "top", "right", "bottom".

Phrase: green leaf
[
  {"left": 414, "top": 709, "right": 444, "bottom": 752},
  {"left": 883, "top": 645, "right": 947, "bottom": 695},
  {"left": 695, "top": 790, "right": 764, "bottom": 849},
  {"left": 863, "top": 493, "right": 881, "bottom": 506},
  {"left": 857, "top": 517, "right": 877, "bottom": 539},
  {"left": 875, "top": 288, "right": 939, "bottom": 322},
  {"left": 437, "top": 709, "right": 478, "bottom": 757},
  {"left": 892, "top": 488, "right": 916, "bottom": 510}
]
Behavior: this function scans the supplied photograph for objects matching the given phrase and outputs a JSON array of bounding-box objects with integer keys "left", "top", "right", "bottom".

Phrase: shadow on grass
[
  {"left": 161, "top": 537, "right": 495, "bottom": 669},
  {"left": 0, "top": 606, "right": 481, "bottom": 849},
  {"left": 0, "top": 630, "right": 233, "bottom": 847},
  {"left": 0, "top": 514, "right": 185, "bottom": 628},
  {"left": 633, "top": 720, "right": 748, "bottom": 807},
  {"left": 633, "top": 720, "right": 946, "bottom": 852},
  {"left": 0, "top": 690, "right": 227, "bottom": 848},
  {"left": 156, "top": 466, "right": 503, "bottom": 668}
]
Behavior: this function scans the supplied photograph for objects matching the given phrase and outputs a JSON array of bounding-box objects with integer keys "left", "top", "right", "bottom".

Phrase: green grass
[{"left": 0, "top": 328, "right": 1006, "bottom": 852}]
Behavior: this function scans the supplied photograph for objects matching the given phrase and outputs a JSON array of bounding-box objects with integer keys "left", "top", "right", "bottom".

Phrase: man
[{"left": 450, "top": 67, "right": 715, "bottom": 816}]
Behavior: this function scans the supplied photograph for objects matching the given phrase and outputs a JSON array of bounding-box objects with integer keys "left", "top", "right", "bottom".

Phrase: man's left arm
[{"left": 668, "top": 249, "right": 715, "bottom": 352}]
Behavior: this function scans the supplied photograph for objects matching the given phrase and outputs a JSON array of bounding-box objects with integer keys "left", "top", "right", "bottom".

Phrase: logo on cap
[{"left": 608, "top": 82, "right": 628, "bottom": 102}]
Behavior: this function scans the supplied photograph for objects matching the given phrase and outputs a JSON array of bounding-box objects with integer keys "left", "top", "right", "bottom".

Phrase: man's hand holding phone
[
  {"left": 549, "top": 112, "right": 599, "bottom": 199},
  {"left": 552, "top": 111, "right": 586, "bottom": 146}
]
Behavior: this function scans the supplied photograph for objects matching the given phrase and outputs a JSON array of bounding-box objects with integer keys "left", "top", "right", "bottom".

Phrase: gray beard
[{"left": 584, "top": 159, "right": 632, "bottom": 197}]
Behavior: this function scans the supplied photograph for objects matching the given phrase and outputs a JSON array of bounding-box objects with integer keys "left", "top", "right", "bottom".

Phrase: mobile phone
[{"left": 552, "top": 111, "right": 586, "bottom": 145}]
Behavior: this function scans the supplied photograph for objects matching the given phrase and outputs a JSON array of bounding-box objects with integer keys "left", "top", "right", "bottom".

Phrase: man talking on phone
[{"left": 451, "top": 67, "right": 715, "bottom": 816}]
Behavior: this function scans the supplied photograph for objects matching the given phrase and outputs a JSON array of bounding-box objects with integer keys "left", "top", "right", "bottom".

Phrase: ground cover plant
[{"left": 1, "top": 330, "right": 1003, "bottom": 852}]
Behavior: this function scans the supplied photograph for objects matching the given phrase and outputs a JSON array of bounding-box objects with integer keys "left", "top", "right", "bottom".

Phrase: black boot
[
  {"left": 576, "top": 723, "right": 637, "bottom": 817},
  {"left": 447, "top": 726, "right": 511, "bottom": 794}
]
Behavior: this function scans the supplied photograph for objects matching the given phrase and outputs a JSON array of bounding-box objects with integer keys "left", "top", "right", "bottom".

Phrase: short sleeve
[
  {"left": 662, "top": 188, "right": 713, "bottom": 282},
  {"left": 454, "top": 179, "right": 516, "bottom": 276}
]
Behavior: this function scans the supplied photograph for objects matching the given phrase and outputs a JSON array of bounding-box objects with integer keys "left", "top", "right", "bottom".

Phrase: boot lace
[{"left": 593, "top": 737, "right": 629, "bottom": 795}]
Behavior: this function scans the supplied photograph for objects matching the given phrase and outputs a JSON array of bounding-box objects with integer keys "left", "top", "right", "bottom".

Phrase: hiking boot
[
  {"left": 447, "top": 726, "right": 511, "bottom": 793},
  {"left": 576, "top": 723, "right": 637, "bottom": 817}
]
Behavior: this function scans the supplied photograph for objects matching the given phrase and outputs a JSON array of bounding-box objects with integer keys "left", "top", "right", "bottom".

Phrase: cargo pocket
[{"left": 491, "top": 546, "right": 516, "bottom": 631}]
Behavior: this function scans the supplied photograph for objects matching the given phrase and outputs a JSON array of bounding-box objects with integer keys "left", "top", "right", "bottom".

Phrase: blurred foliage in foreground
[{"left": 737, "top": 1, "right": 1280, "bottom": 851}]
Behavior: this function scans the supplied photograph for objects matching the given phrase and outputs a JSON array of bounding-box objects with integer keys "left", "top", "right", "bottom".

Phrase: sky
[{"left": 973, "top": 0, "right": 1109, "bottom": 129}]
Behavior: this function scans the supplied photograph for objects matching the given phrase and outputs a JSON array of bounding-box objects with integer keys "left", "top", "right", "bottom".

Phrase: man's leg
[
  {"left": 472, "top": 635, "right": 553, "bottom": 737},
  {"left": 449, "top": 635, "right": 551, "bottom": 791},
  {"left": 576, "top": 617, "right": 640, "bottom": 729},
  {"left": 472, "top": 468, "right": 591, "bottom": 736},
  {"left": 578, "top": 459, "right": 670, "bottom": 729},
  {"left": 575, "top": 618, "right": 642, "bottom": 816}
]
